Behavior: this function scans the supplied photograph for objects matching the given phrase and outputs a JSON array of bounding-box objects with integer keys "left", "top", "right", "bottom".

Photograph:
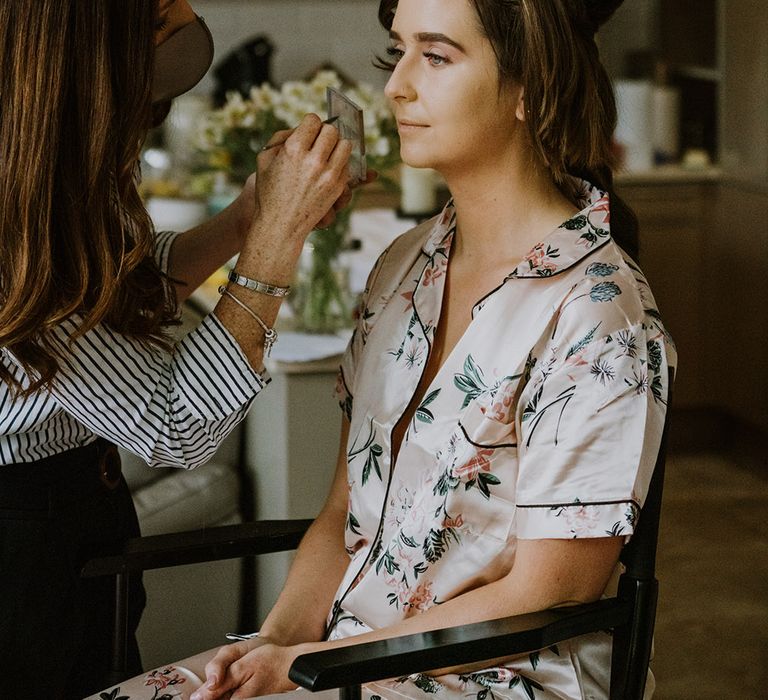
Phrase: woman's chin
[{"left": 400, "top": 151, "right": 438, "bottom": 171}]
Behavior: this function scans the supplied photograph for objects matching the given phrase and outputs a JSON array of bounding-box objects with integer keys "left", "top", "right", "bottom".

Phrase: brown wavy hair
[
  {"left": 0, "top": 0, "right": 178, "bottom": 395},
  {"left": 377, "top": 0, "right": 639, "bottom": 258}
]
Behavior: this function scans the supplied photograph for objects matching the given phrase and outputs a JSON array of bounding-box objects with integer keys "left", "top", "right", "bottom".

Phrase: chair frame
[
  {"left": 82, "top": 380, "right": 671, "bottom": 698},
  {"left": 80, "top": 519, "right": 313, "bottom": 686}
]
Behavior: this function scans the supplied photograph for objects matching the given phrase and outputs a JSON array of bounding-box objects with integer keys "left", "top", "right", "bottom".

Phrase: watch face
[{"left": 327, "top": 87, "right": 367, "bottom": 185}]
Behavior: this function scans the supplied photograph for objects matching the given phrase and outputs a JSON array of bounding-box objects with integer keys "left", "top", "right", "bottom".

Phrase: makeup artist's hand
[
  {"left": 228, "top": 120, "right": 328, "bottom": 248},
  {"left": 315, "top": 169, "right": 378, "bottom": 229},
  {"left": 233, "top": 117, "right": 377, "bottom": 238},
  {"left": 229, "top": 172, "right": 257, "bottom": 249},
  {"left": 250, "top": 114, "right": 351, "bottom": 250},
  {"left": 233, "top": 163, "right": 360, "bottom": 237}
]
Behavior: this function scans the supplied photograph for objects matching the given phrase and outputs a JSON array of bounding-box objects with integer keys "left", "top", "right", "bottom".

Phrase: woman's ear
[{"left": 515, "top": 87, "right": 526, "bottom": 122}]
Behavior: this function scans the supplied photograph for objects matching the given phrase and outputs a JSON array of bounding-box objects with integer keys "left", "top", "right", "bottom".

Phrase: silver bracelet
[
  {"left": 218, "top": 286, "right": 278, "bottom": 357},
  {"left": 225, "top": 631, "right": 260, "bottom": 641},
  {"left": 228, "top": 270, "right": 291, "bottom": 298}
]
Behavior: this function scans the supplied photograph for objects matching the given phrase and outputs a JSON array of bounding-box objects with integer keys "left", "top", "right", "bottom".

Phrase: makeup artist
[{"left": 0, "top": 1, "right": 355, "bottom": 697}]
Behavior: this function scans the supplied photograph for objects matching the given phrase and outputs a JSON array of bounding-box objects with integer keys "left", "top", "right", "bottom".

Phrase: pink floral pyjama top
[{"left": 330, "top": 179, "right": 676, "bottom": 700}]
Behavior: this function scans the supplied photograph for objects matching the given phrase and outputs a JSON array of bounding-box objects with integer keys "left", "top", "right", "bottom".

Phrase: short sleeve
[
  {"left": 335, "top": 247, "right": 391, "bottom": 421},
  {"left": 515, "top": 318, "right": 674, "bottom": 541}
]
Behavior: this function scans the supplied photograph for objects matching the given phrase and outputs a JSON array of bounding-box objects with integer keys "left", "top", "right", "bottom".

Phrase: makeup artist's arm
[
  {"left": 209, "top": 116, "right": 355, "bottom": 370},
  {"left": 165, "top": 171, "right": 258, "bottom": 302}
]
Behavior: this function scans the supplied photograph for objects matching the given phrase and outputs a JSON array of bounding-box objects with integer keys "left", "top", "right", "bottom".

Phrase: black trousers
[{"left": 0, "top": 440, "right": 145, "bottom": 699}]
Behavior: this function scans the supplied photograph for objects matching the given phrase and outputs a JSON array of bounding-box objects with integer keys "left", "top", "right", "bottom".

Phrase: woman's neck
[{"left": 441, "top": 150, "right": 579, "bottom": 268}]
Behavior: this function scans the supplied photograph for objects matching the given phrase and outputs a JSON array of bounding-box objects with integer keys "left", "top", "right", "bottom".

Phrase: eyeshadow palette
[{"left": 327, "top": 86, "right": 367, "bottom": 185}]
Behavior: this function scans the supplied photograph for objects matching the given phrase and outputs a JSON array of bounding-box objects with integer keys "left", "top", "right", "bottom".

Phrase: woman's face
[
  {"left": 154, "top": 0, "right": 196, "bottom": 45},
  {"left": 384, "top": 0, "right": 523, "bottom": 175}
]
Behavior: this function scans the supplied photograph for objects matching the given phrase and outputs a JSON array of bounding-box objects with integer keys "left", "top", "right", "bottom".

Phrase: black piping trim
[
  {"left": 421, "top": 206, "right": 457, "bottom": 252},
  {"left": 325, "top": 252, "right": 435, "bottom": 639},
  {"left": 338, "top": 366, "right": 353, "bottom": 402},
  {"left": 471, "top": 238, "right": 612, "bottom": 318},
  {"left": 459, "top": 421, "right": 517, "bottom": 449},
  {"left": 517, "top": 498, "right": 641, "bottom": 510}
]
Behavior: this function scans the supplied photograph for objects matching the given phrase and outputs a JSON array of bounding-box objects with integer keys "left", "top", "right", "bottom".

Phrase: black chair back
[{"left": 610, "top": 373, "right": 673, "bottom": 699}]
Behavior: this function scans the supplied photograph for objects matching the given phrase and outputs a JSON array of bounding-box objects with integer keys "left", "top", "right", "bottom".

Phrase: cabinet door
[
  {"left": 619, "top": 183, "right": 715, "bottom": 408},
  {"left": 721, "top": 0, "right": 768, "bottom": 185}
]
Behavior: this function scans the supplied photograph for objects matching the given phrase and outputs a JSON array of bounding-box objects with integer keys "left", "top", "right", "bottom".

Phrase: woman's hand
[
  {"left": 314, "top": 170, "right": 378, "bottom": 230},
  {"left": 190, "top": 639, "right": 307, "bottom": 700},
  {"left": 231, "top": 136, "right": 378, "bottom": 246},
  {"left": 231, "top": 172, "right": 358, "bottom": 243},
  {"left": 231, "top": 172, "right": 258, "bottom": 248},
  {"left": 248, "top": 114, "right": 353, "bottom": 255}
]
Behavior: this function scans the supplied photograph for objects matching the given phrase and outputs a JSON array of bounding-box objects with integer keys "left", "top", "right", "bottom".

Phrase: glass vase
[{"left": 290, "top": 208, "right": 354, "bottom": 334}]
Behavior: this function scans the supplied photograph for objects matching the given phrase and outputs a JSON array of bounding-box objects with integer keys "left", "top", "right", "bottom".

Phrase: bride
[{"left": 91, "top": 0, "right": 674, "bottom": 698}]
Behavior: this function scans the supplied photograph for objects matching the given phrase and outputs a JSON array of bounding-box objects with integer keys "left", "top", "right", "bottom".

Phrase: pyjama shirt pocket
[{"left": 437, "top": 401, "right": 518, "bottom": 542}]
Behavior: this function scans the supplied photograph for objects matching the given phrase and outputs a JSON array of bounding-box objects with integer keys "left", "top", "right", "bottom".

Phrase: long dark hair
[
  {"left": 0, "top": 0, "right": 177, "bottom": 395},
  {"left": 377, "top": 0, "right": 638, "bottom": 258}
]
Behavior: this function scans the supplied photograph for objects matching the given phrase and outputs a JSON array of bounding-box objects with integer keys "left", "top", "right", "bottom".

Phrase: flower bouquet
[{"left": 197, "top": 71, "right": 400, "bottom": 333}]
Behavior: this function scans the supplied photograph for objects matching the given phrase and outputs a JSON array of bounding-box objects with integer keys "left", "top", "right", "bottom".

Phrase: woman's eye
[
  {"left": 154, "top": 17, "right": 169, "bottom": 32},
  {"left": 385, "top": 46, "right": 405, "bottom": 62},
  {"left": 424, "top": 52, "right": 448, "bottom": 66}
]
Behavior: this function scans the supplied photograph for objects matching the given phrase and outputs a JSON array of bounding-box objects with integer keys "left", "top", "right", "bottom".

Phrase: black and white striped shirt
[{"left": 0, "top": 231, "right": 267, "bottom": 468}]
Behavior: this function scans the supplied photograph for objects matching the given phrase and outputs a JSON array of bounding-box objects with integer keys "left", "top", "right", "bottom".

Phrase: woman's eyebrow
[{"left": 389, "top": 30, "right": 466, "bottom": 53}]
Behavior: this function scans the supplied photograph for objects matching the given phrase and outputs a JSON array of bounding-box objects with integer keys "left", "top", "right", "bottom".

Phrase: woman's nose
[{"left": 384, "top": 58, "right": 416, "bottom": 103}]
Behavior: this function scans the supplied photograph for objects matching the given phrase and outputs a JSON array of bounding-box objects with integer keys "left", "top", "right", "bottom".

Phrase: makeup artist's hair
[
  {"left": 377, "top": 0, "right": 639, "bottom": 258},
  {"left": 0, "top": 0, "right": 177, "bottom": 395}
]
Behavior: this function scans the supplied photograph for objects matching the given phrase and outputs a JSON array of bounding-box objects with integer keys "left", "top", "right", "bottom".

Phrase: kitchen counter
[{"left": 615, "top": 164, "right": 721, "bottom": 185}]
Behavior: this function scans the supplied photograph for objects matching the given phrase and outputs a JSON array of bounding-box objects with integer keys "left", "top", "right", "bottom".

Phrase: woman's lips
[{"left": 398, "top": 120, "right": 429, "bottom": 132}]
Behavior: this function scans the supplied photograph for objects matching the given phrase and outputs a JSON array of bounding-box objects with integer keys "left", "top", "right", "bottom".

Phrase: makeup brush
[{"left": 259, "top": 116, "right": 340, "bottom": 151}]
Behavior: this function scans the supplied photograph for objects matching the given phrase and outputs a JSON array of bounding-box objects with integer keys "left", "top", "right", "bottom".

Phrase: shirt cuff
[
  {"left": 175, "top": 312, "right": 270, "bottom": 421},
  {"left": 154, "top": 230, "right": 183, "bottom": 274},
  {"left": 516, "top": 500, "right": 640, "bottom": 541}
]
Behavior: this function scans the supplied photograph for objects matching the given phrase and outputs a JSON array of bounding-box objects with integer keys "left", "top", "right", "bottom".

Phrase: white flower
[
  {"left": 370, "top": 136, "right": 391, "bottom": 157},
  {"left": 317, "top": 73, "right": 339, "bottom": 92},
  {"left": 197, "top": 121, "right": 224, "bottom": 149},
  {"left": 248, "top": 83, "right": 278, "bottom": 111}
]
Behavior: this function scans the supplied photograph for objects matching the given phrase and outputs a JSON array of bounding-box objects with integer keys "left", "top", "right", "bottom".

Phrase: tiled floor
[{"left": 651, "top": 449, "right": 768, "bottom": 698}]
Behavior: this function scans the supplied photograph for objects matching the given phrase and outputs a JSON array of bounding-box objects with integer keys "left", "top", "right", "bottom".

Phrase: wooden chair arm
[
  {"left": 289, "top": 598, "right": 631, "bottom": 691},
  {"left": 80, "top": 518, "right": 313, "bottom": 578}
]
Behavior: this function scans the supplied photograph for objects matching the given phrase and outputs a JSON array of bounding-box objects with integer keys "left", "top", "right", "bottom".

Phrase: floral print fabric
[
  {"left": 331, "top": 180, "right": 675, "bottom": 699},
  {"left": 92, "top": 666, "right": 198, "bottom": 700}
]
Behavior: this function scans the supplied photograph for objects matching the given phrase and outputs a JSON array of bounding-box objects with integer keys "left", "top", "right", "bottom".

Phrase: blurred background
[{"left": 130, "top": 2, "right": 766, "bottom": 698}]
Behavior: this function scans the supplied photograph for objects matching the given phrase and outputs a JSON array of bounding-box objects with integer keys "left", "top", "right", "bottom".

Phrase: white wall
[
  {"left": 195, "top": 0, "right": 656, "bottom": 88},
  {"left": 196, "top": 0, "right": 388, "bottom": 93}
]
